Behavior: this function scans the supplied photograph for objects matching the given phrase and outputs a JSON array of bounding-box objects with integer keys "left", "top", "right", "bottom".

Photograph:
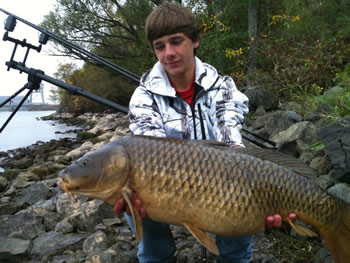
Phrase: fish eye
[{"left": 77, "top": 159, "right": 89, "bottom": 166}]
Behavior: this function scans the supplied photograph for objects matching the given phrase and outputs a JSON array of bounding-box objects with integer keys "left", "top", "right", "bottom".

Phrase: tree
[{"left": 247, "top": 0, "right": 258, "bottom": 79}]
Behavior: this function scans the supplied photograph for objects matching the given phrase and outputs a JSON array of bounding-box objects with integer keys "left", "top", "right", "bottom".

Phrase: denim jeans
[{"left": 125, "top": 214, "right": 253, "bottom": 263}]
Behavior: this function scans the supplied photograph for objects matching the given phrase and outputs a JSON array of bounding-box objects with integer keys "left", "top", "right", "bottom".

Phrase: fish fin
[
  {"left": 320, "top": 203, "right": 350, "bottom": 263},
  {"left": 240, "top": 148, "right": 318, "bottom": 180},
  {"left": 286, "top": 218, "right": 318, "bottom": 237},
  {"left": 182, "top": 222, "right": 219, "bottom": 255},
  {"left": 122, "top": 187, "right": 143, "bottom": 242}
]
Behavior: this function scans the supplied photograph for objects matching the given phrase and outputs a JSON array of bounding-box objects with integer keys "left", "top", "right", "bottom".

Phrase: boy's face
[{"left": 152, "top": 32, "right": 199, "bottom": 80}]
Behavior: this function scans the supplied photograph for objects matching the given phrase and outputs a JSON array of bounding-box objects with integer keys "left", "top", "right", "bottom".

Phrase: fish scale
[{"left": 58, "top": 135, "right": 350, "bottom": 263}]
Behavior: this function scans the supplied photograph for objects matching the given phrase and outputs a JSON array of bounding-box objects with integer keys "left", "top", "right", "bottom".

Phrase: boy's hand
[{"left": 113, "top": 194, "right": 147, "bottom": 219}]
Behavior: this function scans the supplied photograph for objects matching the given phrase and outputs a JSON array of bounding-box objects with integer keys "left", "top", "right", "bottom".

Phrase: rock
[
  {"left": 322, "top": 86, "right": 344, "bottom": 98},
  {"left": 244, "top": 87, "right": 279, "bottom": 111},
  {"left": 0, "top": 237, "right": 31, "bottom": 262},
  {"left": 327, "top": 183, "right": 350, "bottom": 203},
  {"left": 28, "top": 165, "right": 49, "bottom": 178},
  {"left": 88, "top": 114, "right": 121, "bottom": 134},
  {"left": 309, "top": 155, "right": 332, "bottom": 175},
  {"left": 102, "top": 217, "right": 124, "bottom": 226},
  {"left": 0, "top": 212, "right": 46, "bottom": 240},
  {"left": 255, "top": 111, "right": 302, "bottom": 138},
  {"left": 316, "top": 174, "right": 336, "bottom": 190},
  {"left": 2, "top": 168, "right": 21, "bottom": 181},
  {"left": 317, "top": 116, "right": 350, "bottom": 182},
  {"left": 0, "top": 176, "right": 8, "bottom": 191},
  {"left": 55, "top": 218, "right": 74, "bottom": 233},
  {"left": 83, "top": 230, "right": 110, "bottom": 253},
  {"left": 0, "top": 199, "right": 25, "bottom": 216},
  {"left": 67, "top": 200, "right": 115, "bottom": 232},
  {"left": 66, "top": 140, "right": 94, "bottom": 159},
  {"left": 5, "top": 156, "right": 33, "bottom": 169},
  {"left": 56, "top": 193, "right": 89, "bottom": 218},
  {"left": 31, "top": 231, "right": 88, "bottom": 260},
  {"left": 313, "top": 246, "right": 334, "bottom": 263},
  {"left": 271, "top": 121, "right": 317, "bottom": 157},
  {"left": 14, "top": 182, "right": 52, "bottom": 206}
]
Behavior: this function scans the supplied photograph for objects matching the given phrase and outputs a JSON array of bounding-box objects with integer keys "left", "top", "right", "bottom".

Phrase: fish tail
[{"left": 321, "top": 203, "right": 350, "bottom": 263}]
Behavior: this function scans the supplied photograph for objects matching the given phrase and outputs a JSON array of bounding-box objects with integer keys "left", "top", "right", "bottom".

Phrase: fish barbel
[{"left": 58, "top": 135, "right": 350, "bottom": 263}]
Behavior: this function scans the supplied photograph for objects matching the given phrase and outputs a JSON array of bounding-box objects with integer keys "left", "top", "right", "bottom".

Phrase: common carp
[{"left": 58, "top": 135, "right": 350, "bottom": 263}]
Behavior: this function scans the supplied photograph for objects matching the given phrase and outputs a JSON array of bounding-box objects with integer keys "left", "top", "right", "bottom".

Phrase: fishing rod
[{"left": 0, "top": 8, "right": 276, "bottom": 149}]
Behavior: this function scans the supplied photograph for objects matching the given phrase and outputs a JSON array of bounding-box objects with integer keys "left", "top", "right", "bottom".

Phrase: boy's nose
[{"left": 164, "top": 44, "right": 176, "bottom": 57}]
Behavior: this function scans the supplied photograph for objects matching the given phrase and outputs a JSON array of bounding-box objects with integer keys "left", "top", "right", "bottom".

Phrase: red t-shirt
[{"left": 176, "top": 80, "right": 195, "bottom": 107}]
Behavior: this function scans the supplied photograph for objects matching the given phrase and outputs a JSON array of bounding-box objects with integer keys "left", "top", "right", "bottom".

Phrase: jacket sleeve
[
  {"left": 128, "top": 85, "right": 166, "bottom": 137},
  {"left": 211, "top": 76, "right": 249, "bottom": 147}
]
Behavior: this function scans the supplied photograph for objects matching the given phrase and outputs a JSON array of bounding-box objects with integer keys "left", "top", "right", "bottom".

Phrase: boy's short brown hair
[{"left": 145, "top": 3, "right": 200, "bottom": 48}]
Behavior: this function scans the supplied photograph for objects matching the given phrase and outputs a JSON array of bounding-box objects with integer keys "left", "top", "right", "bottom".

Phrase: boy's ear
[{"left": 194, "top": 39, "right": 200, "bottom": 48}]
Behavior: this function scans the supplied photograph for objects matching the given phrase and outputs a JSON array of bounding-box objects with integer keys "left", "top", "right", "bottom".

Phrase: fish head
[{"left": 58, "top": 141, "right": 130, "bottom": 204}]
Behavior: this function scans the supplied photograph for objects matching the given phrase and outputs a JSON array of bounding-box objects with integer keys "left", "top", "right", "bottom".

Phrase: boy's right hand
[{"left": 113, "top": 194, "right": 147, "bottom": 219}]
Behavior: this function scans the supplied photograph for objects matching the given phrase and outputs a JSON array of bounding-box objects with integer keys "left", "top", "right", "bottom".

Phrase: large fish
[{"left": 58, "top": 135, "right": 350, "bottom": 263}]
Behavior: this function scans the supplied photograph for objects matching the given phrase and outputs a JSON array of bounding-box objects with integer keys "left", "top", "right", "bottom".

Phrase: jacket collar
[{"left": 141, "top": 57, "right": 219, "bottom": 96}]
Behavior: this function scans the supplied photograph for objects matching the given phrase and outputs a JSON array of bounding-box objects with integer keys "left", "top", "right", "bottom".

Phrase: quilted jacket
[{"left": 128, "top": 57, "right": 249, "bottom": 147}]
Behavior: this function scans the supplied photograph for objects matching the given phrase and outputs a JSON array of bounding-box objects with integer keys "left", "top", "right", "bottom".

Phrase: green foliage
[
  {"left": 298, "top": 65, "right": 350, "bottom": 118},
  {"left": 307, "top": 141, "right": 325, "bottom": 152}
]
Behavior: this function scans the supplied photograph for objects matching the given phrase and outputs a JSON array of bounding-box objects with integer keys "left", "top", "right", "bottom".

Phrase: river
[{"left": 0, "top": 111, "right": 78, "bottom": 152}]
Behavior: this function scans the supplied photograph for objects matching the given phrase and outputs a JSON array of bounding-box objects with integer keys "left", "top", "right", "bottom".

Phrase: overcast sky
[{"left": 0, "top": 0, "right": 77, "bottom": 103}]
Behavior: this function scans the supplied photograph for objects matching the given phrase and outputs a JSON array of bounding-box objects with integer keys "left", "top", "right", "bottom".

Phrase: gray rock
[
  {"left": 327, "top": 183, "right": 350, "bottom": 203},
  {"left": 83, "top": 230, "right": 109, "bottom": 253},
  {"left": 271, "top": 121, "right": 317, "bottom": 157},
  {"left": 67, "top": 200, "right": 115, "bottom": 232},
  {"left": 0, "top": 176, "right": 8, "bottom": 192},
  {"left": 316, "top": 174, "right": 336, "bottom": 190},
  {"left": 14, "top": 182, "right": 51, "bottom": 205},
  {"left": 56, "top": 192, "right": 89, "bottom": 217},
  {"left": 309, "top": 155, "right": 332, "bottom": 175},
  {"left": 0, "top": 236, "right": 31, "bottom": 254},
  {"left": 31, "top": 231, "right": 88, "bottom": 259},
  {"left": 313, "top": 246, "right": 334, "bottom": 263},
  {"left": 0, "top": 237, "right": 31, "bottom": 263},
  {"left": 0, "top": 212, "right": 46, "bottom": 239},
  {"left": 261, "top": 111, "right": 301, "bottom": 137},
  {"left": 66, "top": 141, "right": 94, "bottom": 159},
  {"left": 55, "top": 218, "right": 75, "bottom": 233},
  {"left": 317, "top": 116, "right": 350, "bottom": 182},
  {"left": 244, "top": 87, "right": 279, "bottom": 111}
]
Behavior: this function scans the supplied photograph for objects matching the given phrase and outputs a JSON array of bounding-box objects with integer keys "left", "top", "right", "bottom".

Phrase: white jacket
[{"left": 128, "top": 57, "right": 249, "bottom": 147}]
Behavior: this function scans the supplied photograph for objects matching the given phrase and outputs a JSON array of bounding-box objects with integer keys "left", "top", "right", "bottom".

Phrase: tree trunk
[{"left": 247, "top": 0, "right": 258, "bottom": 84}]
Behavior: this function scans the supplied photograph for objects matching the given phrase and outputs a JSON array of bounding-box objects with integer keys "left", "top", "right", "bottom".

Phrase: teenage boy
[{"left": 114, "top": 3, "right": 296, "bottom": 263}]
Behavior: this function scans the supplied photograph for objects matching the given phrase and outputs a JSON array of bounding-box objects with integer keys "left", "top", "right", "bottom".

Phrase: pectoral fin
[
  {"left": 122, "top": 187, "right": 143, "bottom": 242},
  {"left": 287, "top": 217, "right": 318, "bottom": 237},
  {"left": 183, "top": 222, "right": 219, "bottom": 255}
]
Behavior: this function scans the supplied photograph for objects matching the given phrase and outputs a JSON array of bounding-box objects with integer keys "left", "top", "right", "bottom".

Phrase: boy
[{"left": 114, "top": 3, "right": 295, "bottom": 263}]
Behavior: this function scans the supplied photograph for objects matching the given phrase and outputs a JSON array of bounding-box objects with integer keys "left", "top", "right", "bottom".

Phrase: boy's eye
[
  {"left": 171, "top": 38, "right": 183, "bottom": 45},
  {"left": 154, "top": 44, "right": 164, "bottom": 51}
]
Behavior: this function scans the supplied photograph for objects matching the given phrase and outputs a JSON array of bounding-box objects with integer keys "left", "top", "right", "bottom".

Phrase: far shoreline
[{"left": 0, "top": 104, "right": 59, "bottom": 112}]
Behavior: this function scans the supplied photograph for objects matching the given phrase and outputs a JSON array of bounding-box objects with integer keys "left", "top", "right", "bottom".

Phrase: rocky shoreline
[{"left": 0, "top": 96, "right": 349, "bottom": 262}]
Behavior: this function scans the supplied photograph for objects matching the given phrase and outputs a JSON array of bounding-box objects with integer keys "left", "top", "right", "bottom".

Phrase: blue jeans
[{"left": 125, "top": 214, "right": 253, "bottom": 263}]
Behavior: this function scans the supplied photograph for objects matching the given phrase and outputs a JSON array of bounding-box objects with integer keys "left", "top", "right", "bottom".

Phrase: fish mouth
[
  {"left": 57, "top": 176, "right": 71, "bottom": 193},
  {"left": 57, "top": 174, "right": 122, "bottom": 202}
]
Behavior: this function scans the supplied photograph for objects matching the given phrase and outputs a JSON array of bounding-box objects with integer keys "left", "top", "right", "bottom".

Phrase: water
[{"left": 0, "top": 111, "right": 78, "bottom": 152}]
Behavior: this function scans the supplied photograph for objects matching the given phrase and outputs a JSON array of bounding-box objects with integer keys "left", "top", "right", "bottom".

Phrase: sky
[{"left": 0, "top": 0, "right": 78, "bottom": 103}]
